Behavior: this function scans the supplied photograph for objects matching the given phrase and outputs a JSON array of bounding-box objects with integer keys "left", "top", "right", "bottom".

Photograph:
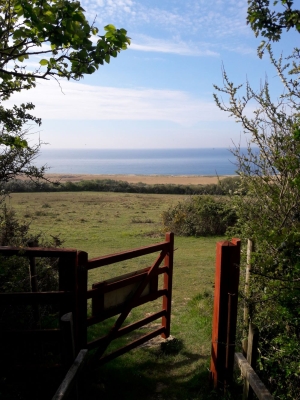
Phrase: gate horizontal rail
[
  {"left": 81, "top": 233, "right": 174, "bottom": 365},
  {"left": 0, "top": 291, "right": 72, "bottom": 305},
  {"left": 97, "top": 327, "right": 165, "bottom": 366},
  {"left": 235, "top": 353, "right": 274, "bottom": 400},
  {"left": 87, "top": 241, "right": 170, "bottom": 269},
  {"left": 86, "top": 289, "right": 167, "bottom": 326},
  {"left": 88, "top": 309, "right": 166, "bottom": 350},
  {"left": 0, "top": 247, "right": 77, "bottom": 257}
]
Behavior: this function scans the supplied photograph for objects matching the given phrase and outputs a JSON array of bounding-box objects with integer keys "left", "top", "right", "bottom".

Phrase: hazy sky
[{"left": 9, "top": 0, "right": 297, "bottom": 149}]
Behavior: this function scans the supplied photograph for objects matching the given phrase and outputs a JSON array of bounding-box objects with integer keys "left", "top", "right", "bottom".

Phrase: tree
[
  {"left": 0, "top": 0, "right": 130, "bottom": 101},
  {"left": 0, "top": 102, "right": 46, "bottom": 182},
  {"left": 247, "top": 0, "right": 300, "bottom": 41},
  {"left": 213, "top": 2, "right": 300, "bottom": 398},
  {"left": 247, "top": 0, "right": 300, "bottom": 57},
  {"left": 247, "top": 0, "right": 300, "bottom": 92},
  {"left": 0, "top": 0, "right": 130, "bottom": 182}
]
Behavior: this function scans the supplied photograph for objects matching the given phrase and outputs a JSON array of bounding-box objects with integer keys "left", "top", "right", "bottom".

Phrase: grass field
[{"left": 6, "top": 192, "right": 229, "bottom": 399}]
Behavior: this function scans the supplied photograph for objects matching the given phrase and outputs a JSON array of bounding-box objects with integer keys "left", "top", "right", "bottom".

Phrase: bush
[
  {"left": 1, "top": 177, "right": 242, "bottom": 196},
  {"left": 162, "top": 195, "right": 237, "bottom": 236},
  {"left": 0, "top": 203, "right": 61, "bottom": 329}
]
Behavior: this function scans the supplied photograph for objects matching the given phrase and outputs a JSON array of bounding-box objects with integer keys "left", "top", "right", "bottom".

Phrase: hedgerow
[
  {"left": 162, "top": 195, "right": 237, "bottom": 236},
  {"left": 2, "top": 176, "right": 241, "bottom": 195}
]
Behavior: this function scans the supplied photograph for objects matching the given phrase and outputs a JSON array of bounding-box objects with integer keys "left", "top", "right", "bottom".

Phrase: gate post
[
  {"left": 58, "top": 252, "right": 78, "bottom": 318},
  {"left": 162, "top": 232, "right": 174, "bottom": 338},
  {"left": 210, "top": 238, "right": 241, "bottom": 390},
  {"left": 76, "top": 251, "right": 88, "bottom": 352}
]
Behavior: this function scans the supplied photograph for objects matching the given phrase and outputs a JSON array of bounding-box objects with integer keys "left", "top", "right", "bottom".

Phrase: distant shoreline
[{"left": 43, "top": 173, "right": 236, "bottom": 185}]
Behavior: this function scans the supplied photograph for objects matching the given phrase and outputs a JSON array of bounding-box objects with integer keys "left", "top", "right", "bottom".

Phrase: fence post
[
  {"left": 243, "top": 323, "right": 259, "bottom": 400},
  {"left": 210, "top": 238, "right": 241, "bottom": 390},
  {"left": 243, "top": 239, "right": 254, "bottom": 356},
  {"left": 28, "top": 240, "right": 40, "bottom": 324},
  {"left": 60, "top": 312, "right": 76, "bottom": 369},
  {"left": 28, "top": 244, "right": 38, "bottom": 293},
  {"left": 58, "top": 253, "right": 77, "bottom": 318},
  {"left": 162, "top": 232, "right": 174, "bottom": 339},
  {"left": 76, "top": 251, "right": 88, "bottom": 353}
]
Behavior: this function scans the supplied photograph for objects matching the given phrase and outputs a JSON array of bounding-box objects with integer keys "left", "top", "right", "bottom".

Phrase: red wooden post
[
  {"left": 210, "top": 238, "right": 241, "bottom": 390},
  {"left": 76, "top": 251, "right": 88, "bottom": 352},
  {"left": 162, "top": 232, "right": 174, "bottom": 338}
]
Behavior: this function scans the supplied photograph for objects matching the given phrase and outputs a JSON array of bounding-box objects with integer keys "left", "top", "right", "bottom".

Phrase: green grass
[{"left": 6, "top": 192, "right": 232, "bottom": 399}]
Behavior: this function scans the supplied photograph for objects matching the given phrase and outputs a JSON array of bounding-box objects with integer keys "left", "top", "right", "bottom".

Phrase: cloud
[
  {"left": 8, "top": 79, "right": 229, "bottom": 126},
  {"left": 222, "top": 44, "right": 256, "bottom": 56},
  {"left": 77, "top": 0, "right": 254, "bottom": 60},
  {"left": 81, "top": 0, "right": 249, "bottom": 39},
  {"left": 81, "top": 0, "right": 136, "bottom": 21},
  {"left": 130, "top": 35, "right": 219, "bottom": 57}
]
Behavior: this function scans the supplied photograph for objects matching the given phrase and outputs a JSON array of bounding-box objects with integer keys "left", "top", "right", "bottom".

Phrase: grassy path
[{"left": 7, "top": 192, "right": 226, "bottom": 399}]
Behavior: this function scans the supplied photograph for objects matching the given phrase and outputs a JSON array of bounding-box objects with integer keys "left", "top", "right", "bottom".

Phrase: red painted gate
[{"left": 76, "top": 232, "right": 174, "bottom": 365}]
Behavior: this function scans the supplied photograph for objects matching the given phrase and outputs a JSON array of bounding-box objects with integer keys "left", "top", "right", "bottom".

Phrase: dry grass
[
  {"left": 41, "top": 173, "right": 233, "bottom": 185},
  {"left": 6, "top": 192, "right": 231, "bottom": 399}
]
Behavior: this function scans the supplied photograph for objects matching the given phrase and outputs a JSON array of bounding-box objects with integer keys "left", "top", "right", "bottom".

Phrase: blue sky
[{"left": 9, "top": 0, "right": 297, "bottom": 149}]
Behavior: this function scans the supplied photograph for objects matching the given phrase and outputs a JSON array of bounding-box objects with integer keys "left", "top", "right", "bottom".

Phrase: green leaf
[
  {"left": 13, "top": 4, "right": 23, "bottom": 16},
  {"left": 13, "top": 29, "right": 24, "bottom": 40},
  {"left": 44, "top": 10, "right": 53, "bottom": 17},
  {"left": 39, "top": 59, "right": 49, "bottom": 66},
  {"left": 72, "top": 13, "right": 84, "bottom": 23},
  {"left": 104, "top": 24, "right": 116, "bottom": 32}
]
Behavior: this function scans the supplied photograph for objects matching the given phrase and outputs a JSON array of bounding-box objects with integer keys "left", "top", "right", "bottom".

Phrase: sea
[{"left": 34, "top": 148, "right": 240, "bottom": 176}]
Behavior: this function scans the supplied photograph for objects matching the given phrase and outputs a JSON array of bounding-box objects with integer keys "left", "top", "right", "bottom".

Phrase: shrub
[
  {"left": 2, "top": 177, "right": 242, "bottom": 196},
  {"left": 0, "top": 203, "right": 61, "bottom": 330},
  {"left": 162, "top": 195, "right": 237, "bottom": 236}
]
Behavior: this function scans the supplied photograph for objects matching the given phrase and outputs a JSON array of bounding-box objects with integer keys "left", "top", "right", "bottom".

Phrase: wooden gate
[
  {"left": 0, "top": 233, "right": 174, "bottom": 367},
  {"left": 76, "top": 232, "right": 174, "bottom": 365},
  {"left": 0, "top": 247, "right": 79, "bottom": 376}
]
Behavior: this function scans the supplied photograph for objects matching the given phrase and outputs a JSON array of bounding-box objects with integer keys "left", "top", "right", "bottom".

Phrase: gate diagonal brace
[{"left": 92, "top": 250, "right": 167, "bottom": 362}]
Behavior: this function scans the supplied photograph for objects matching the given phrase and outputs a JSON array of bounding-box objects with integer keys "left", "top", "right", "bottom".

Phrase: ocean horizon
[{"left": 34, "top": 148, "right": 240, "bottom": 176}]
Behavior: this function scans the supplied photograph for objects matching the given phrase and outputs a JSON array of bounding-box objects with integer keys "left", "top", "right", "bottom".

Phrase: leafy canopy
[
  {"left": 212, "top": 2, "right": 300, "bottom": 397},
  {"left": 0, "top": 0, "right": 131, "bottom": 101},
  {"left": 247, "top": 0, "right": 300, "bottom": 57},
  {"left": 0, "top": 0, "right": 130, "bottom": 181},
  {"left": 247, "top": 0, "right": 300, "bottom": 41}
]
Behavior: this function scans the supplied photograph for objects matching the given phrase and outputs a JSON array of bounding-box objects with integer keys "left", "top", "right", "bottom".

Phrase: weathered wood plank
[
  {"left": 60, "top": 313, "right": 75, "bottom": 369},
  {"left": 51, "top": 349, "right": 88, "bottom": 400},
  {"left": 244, "top": 323, "right": 259, "bottom": 400},
  {"left": 243, "top": 239, "right": 254, "bottom": 339},
  {"left": 235, "top": 353, "right": 274, "bottom": 400}
]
